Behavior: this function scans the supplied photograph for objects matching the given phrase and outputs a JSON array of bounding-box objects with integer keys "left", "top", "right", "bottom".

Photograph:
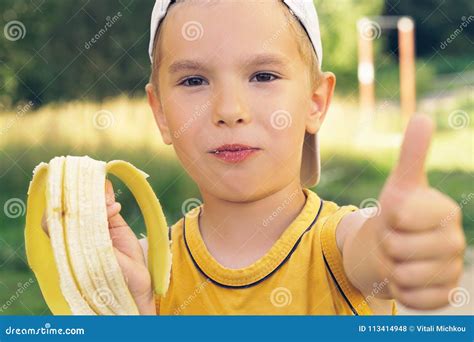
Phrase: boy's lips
[
  {"left": 207, "top": 144, "right": 261, "bottom": 164},
  {"left": 208, "top": 144, "right": 260, "bottom": 153}
]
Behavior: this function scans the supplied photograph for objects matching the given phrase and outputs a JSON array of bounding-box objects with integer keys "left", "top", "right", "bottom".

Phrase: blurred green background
[{"left": 0, "top": 0, "right": 473, "bottom": 314}]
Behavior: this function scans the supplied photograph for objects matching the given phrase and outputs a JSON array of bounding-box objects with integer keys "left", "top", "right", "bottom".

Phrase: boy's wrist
[
  {"left": 343, "top": 216, "right": 393, "bottom": 299},
  {"left": 133, "top": 290, "right": 156, "bottom": 315}
]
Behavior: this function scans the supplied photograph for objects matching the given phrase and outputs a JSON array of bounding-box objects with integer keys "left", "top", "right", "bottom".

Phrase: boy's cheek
[{"left": 265, "top": 123, "right": 307, "bottom": 156}]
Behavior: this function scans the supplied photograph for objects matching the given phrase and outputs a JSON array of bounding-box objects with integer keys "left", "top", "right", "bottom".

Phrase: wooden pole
[
  {"left": 357, "top": 19, "right": 376, "bottom": 119},
  {"left": 398, "top": 17, "right": 416, "bottom": 126}
]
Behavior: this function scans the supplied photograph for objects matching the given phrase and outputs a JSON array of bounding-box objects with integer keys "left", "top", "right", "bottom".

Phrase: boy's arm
[
  {"left": 336, "top": 208, "right": 394, "bottom": 314},
  {"left": 336, "top": 115, "right": 465, "bottom": 311}
]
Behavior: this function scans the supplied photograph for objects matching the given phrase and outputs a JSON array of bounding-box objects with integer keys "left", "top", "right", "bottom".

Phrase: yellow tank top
[{"left": 156, "top": 188, "right": 397, "bottom": 315}]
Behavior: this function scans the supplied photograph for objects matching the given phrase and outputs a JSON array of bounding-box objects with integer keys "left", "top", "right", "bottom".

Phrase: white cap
[{"left": 148, "top": 0, "right": 323, "bottom": 187}]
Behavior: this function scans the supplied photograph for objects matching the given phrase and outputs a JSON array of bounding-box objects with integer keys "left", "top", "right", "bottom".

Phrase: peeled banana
[{"left": 24, "top": 155, "right": 171, "bottom": 315}]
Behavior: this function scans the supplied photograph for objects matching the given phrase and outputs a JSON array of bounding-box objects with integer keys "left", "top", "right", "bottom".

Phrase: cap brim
[{"left": 301, "top": 132, "right": 320, "bottom": 188}]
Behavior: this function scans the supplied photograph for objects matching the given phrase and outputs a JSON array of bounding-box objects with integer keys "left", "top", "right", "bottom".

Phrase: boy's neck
[{"left": 197, "top": 180, "right": 307, "bottom": 269}]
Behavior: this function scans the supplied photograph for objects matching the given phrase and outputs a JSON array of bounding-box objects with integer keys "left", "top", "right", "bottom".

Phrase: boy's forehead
[{"left": 159, "top": 0, "right": 301, "bottom": 67}]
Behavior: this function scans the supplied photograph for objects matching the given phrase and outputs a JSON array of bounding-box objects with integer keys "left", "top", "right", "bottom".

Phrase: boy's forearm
[{"left": 342, "top": 218, "right": 392, "bottom": 299}]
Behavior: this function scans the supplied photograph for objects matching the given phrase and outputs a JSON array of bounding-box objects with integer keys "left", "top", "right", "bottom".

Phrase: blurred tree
[
  {"left": 384, "top": 0, "right": 474, "bottom": 58},
  {"left": 313, "top": 0, "right": 385, "bottom": 93},
  {"left": 315, "top": 0, "right": 384, "bottom": 72},
  {"left": 0, "top": 0, "right": 153, "bottom": 108},
  {"left": 0, "top": 0, "right": 471, "bottom": 108}
]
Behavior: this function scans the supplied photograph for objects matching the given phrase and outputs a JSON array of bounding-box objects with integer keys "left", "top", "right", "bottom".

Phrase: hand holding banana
[
  {"left": 366, "top": 114, "right": 466, "bottom": 310},
  {"left": 25, "top": 156, "right": 171, "bottom": 315},
  {"left": 41, "top": 179, "right": 154, "bottom": 314},
  {"left": 103, "top": 179, "right": 155, "bottom": 313}
]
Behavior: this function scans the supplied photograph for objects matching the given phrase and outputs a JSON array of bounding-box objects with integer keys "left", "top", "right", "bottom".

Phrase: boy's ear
[
  {"left": 306, "top": 71, "right": 336, "bottom": 134},
  {"left": 145, "top": 83, "right": 173, "bottom": 145}
]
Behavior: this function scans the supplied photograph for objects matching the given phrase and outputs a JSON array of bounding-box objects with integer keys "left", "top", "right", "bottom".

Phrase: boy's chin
[{"left": 203, "top": 178, "right": 269, "bottom": 202}]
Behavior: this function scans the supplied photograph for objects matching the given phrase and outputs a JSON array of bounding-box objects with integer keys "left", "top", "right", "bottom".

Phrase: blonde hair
[{"left": 149, "top": 1, "right": 322, "bottom": 92}]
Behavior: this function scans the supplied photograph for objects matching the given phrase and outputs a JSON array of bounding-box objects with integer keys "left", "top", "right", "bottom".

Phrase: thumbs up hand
[{"left": 372, "top": 114, "right": 465, "bottom": 310}]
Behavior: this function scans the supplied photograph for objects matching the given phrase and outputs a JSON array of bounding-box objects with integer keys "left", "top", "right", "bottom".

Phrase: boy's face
[{"left": 146, "top": 0, "right": 335, "bottom": 201}]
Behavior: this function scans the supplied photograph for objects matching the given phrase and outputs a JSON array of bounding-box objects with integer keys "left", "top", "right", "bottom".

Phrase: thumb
[
  {"left": 105, "top": 179, "right": 116, "bottom": 205},
  {"left": 391, "top": 114, "right": 434, "bottom": 189},
  {"left": 105, "top": 179, "right": 128, "bottom": 229}
]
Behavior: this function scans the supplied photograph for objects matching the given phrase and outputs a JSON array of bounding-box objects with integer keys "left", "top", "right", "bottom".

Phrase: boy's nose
[{"left": 212, "top": 89, "right": 251, "bottom": 127}]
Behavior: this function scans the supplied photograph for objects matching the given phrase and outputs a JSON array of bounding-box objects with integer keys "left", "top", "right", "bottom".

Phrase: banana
[
  {"left": 24, "top": 155, "right": 171, "bottom": 315},
  {"left": 62, "top": 157, "right": 123, "bottom": 315},
  {"left": 45, "top": 157, "right": 95, "bottom": 315}
]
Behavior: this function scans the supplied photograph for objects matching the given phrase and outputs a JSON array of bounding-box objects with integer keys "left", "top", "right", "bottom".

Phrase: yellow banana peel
[{"left": 24, "top": 156, "right": 171, "bottom": 315}]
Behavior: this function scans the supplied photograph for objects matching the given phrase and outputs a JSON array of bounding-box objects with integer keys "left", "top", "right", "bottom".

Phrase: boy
[{"left": 50, "top": 0, "right": 467, "bottom": 315}]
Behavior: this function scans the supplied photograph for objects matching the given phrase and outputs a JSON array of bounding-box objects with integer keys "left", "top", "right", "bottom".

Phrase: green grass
[{"left": 0, "top": 269, "right": 51, "bottom": 315}]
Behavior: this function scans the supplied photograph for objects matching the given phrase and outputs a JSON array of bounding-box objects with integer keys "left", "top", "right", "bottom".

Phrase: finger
[
  {"left": 107, "top": 202, "right": 121, "bottom": 219},
  {"left": 108, "top": 214, "right": 143, "bottom": 261},
  {"left": 105, "top": 198, "right": 141, "bottom": 259},
  {"left": 391, "top": 285, "right": 454, "bottom": 310},
  {"left": 107, "top": 202, "right": 130, "bottom": 230},
  {"left": 105, "top": 180, "right": 128, "bottom": 230},
  {"left": 111, "top": 233, "right": 144, "bottom": 266},
  {"left": 389, "top": 188, "right": 462, "bottom": 232},
  {"left": 383, "top": 229, "right": 460, "bottom": 261},
  {"left": 391, "top": 258, "right": 463, "bottom": 289},
  {"left": 391, "top": 114, "right": 434, "bottom": 189},
  {"left": 113, "top": 248, "right": 150, "bottom": 296},
  {"left": 108, "top": 207, "right": 129, "bottom": 230},
  {"left": 105, "top": 179, "right": 115, "bottom": 205}
]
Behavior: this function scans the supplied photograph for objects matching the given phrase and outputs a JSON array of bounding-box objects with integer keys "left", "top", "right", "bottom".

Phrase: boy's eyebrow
[
  {"left": 246, "top": 53, "right": 292, "bottom": 68},
  {"left": 168, "top": 53, "right": 291, "bottom": 75},
  {"left": 168, "top": 59, "right": 210, "bottom": 75}
]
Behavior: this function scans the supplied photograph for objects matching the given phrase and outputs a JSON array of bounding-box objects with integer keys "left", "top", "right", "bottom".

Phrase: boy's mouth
[{"left": 207, "top": 144, "right": 261, "bottom": 164}]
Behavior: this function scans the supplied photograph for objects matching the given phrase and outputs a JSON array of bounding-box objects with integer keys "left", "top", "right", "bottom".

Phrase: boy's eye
[
  {"left": 251, "top": 72, "right": 280, "bottom": 82},
  {"left": 178, "top": 73, "right": 280, "bottom": 86},
  {"left": 179, "top": 77, "right": 208, "bottom": 87}
]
